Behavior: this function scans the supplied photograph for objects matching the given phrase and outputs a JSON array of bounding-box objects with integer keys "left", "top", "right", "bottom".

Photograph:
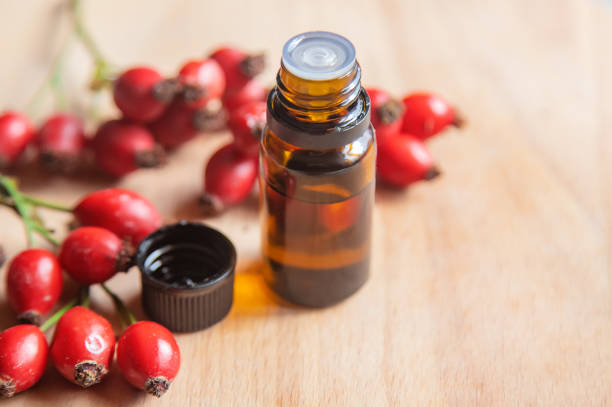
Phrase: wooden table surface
[{"left": 1, "top": 0, "right": 612, "bottom": 405}]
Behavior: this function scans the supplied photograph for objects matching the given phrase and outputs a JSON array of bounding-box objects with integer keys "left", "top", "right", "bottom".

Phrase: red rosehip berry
[
  {"left": 113, "top": 67, "right": 179, "bottom": 122},
  {"left": 366, "top": 88, "right": 405, "bottom": 146},
  {"left": 177, "top": 58, "right": 226, "bottom": 108},
  {"left": 227, "top": 101, "right": 266, "bottom": 157},
  {"left": 92, "top": 120, "right": 165, "bottom": 177},
  {"left": 36, "top": 113, "right": 86, "bottom": 173},
  {"left": 50, "top": 306, "right": 115, "bottom": 388},
  {"left": 73, "top": 188, "right": 162, "bottom": 246},
  {"left": 401, "top": 92, "right": 463, "bottom": 140},
  {"left": 117, "top": 321, "right": 180, "bottom": 398},
  {"left": 0, "top": 111, "right": 35, "bottom": 168},
  {"left": 376, "top": 133, "right": 440, "bottom": 187},
  {"left": 209, "top": 47, "right": 265, "bottom": 93},
  {"left": 200, "top": 143, "right": 258, "bottom": 215},
  {"left": 6, "top": 249, "right": 63, "bottom": 325},
  {"left": 222, "top": 79, "right": 267, "bottom": 114},
  {"left": 59, "top": 227, "right": 131, "bottom": 285},
  {"left": 0, "top": 325, "right": 48, "bottom": 398},
  {"left": 149, "top": 100, "right": 225, "bottom": 149}
]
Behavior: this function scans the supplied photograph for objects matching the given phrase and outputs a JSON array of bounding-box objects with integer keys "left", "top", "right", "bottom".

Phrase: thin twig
[
  {"left": 22, "top": 194, "right": 72, "bottom": 212},
  {"left": 71, "top": 0, "right": 105, "bottom": 63},
  {"left": 102, "top": 284, "right": 138, "bottom": 328},
  {"left": 24, "top": 35, "right": 74, "bottom": 118},
  {"left": 0, "top": 177, "right": 34, "bottom": 247},
  {"left": 80, "top": 285, "right": 91, "bottom": 308},
  {"left": 40, "top": 297, "right": 78, "bottom": 332},
  {"left": 31, "top": 223, "right": 60, "bottom": 247}
]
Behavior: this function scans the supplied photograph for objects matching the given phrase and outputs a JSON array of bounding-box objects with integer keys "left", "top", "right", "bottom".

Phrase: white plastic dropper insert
[{"left": 281, "top": 31, "right": 356, "bottom": 81}]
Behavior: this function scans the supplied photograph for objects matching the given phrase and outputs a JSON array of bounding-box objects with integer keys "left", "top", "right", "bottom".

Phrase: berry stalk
[
  {"left": 79, "top": 285, "right": 91, "bottom": 308},
  {"left": 0, "top": 176, "right": 68, "bottom": 247},
  {"left": 1, "top": 177, "right": 37, "bottom": 247},
  {"left": 71, "top": 0, "right": 116, "bottom": 89},
  {"left": 25, "top": 37, "right": 73, "bottom": 118},
  {"left": 40, "top": 297, "right": 79, "bottom": 332},
  {"left": 102, "top": 283, "right": 137, "bottom": 327},
  {"left": 21, "top": 194, "right": 72, "bottom": 212}
]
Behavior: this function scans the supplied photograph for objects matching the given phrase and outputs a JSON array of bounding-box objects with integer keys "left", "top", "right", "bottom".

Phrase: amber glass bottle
[{"left": 260, "top": 31, "right": 375, "bottom": 307}]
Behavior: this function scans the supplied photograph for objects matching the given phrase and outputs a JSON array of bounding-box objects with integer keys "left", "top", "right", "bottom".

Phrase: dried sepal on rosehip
[
  {"left": 177, "top": 58, "right": 226, "bottom": 108},
  {"left": 59, "top": 226, "right": 133, "bottom": 285},
  {"left": 113, "top": 67, "right": 180, "bottom": 122},
  {"left": 376, "top": 133, "right": 440, "bottom": 187},
  {"left": 366, "top": 88, "right": 404, "bottom": 146},
  {"left": 6, "top": 248, "right": 63, "bottom": 325},
  {"left": 0, "top": 325, "right": 48, "bottom": 398},
  {"left": 200, "top": 142, "right": 258, "bottom": 216},
  {"left": 227, "top": 101, "right": 266, "bottom": 157},
  {"left": 117, "top": 321, "right": 180, "bottom": 398},
  {"left": 50, "top": 306, "right": 115, "bottom": 388},
  {"left": 401, "top": 92, "right": 463, "bottom": 140},
  {"left": 92, "top": 120, "right": 166, "bottom": 177},
  {"left": 36, "top": 113, "right": 87, "bottom": 173},
  {"left": 149, "top": 99, "right": 226, "bottom": 149},
  {"left": 209, "top": 47, "right": 265, "bottom": 92}
]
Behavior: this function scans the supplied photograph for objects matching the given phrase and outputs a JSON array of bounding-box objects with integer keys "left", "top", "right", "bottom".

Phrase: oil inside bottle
[
  {"left": 260, "top": 31, "right": 375, "bottom": 307},
  {"left": 261, "top": 179, "right": 373, "bottom": 307}
]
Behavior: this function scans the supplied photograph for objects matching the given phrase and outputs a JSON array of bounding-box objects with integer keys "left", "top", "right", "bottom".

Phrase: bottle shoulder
[{"left": 261, "top": 123, "right": 375, "bottom": 173}]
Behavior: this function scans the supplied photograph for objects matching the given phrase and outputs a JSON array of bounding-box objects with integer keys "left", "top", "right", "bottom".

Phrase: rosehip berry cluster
[
  {"left": 366, "top": 88, "right": 463, "bottom": 187},
  {"left": 198, "top": 48, "right": 267, "bottom": 214},
  {"left": 0, "top": 106, "right": 164, "bottom": 177},
  {"left": 0, "top": 183, "right": 180, "bottom": 398},
  {"left": 0, "top": 43, "right": 266, "bottom": 182},
  {"left": 105, "top": 46, "right": 266, "bottom": 190},
  {"left": 0, "top": 111, "right": 89, "bottom": 174}
]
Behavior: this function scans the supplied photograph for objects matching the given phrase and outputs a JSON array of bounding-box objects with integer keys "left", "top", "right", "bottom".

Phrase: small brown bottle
[{"left": 260, "top": 32, "right": 375, "bottom": 307}]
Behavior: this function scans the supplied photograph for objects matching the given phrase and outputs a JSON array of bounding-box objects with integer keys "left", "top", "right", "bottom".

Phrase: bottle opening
[
  {"left": 137, "top": 221, "right": 235, "bottom": 289},
  {"left": 282, "top": 31, "right": 356, "bottom": 81}
]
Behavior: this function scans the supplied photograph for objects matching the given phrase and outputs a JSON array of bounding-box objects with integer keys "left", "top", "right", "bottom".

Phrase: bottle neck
[{"left": 275, "top": 63, "right": 362, "bottom": 125}]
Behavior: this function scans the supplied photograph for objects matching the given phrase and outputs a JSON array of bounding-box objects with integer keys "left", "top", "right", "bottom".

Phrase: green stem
[
  {"left": 71, "top": 0, "right": 105, "bottom": 62},
  {"left": 40, "top": 297, "right": 78, "bottom": 332},
  {"left": 31, "top": 223, "right": 60, "bottom": 247},
  {"left": 50, "top": 55, "right": 68, "bottom": 111},
  {"left": 0, "top": 177, "right": 34, "bottom": 247},
  {"left": 22, "top": 194, "right": 72, "bottom": 212},
  {"left": 0, "top": 176, "right": 65, "bottom": 247},
  {"left": 24, "top": 31, "right": 74, "bottom": 118},
  {"left": 102, "top": 284, "right": 137, "bottom": 327},
  {"left": 71, "top": 0, "right": 115, "bottom": 89},
  {"left": 80, "top": 285, "right": 91, "bottom": 308}
]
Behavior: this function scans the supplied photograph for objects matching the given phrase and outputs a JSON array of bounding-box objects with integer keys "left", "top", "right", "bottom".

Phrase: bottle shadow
[
  {"left": 122, "top": 259, "right": 303, "bottom": 325},
  {"left": 229, "top": 260, "right": 305, "bottom": 319},
  {"left": 120, "top": 259, "right": 306, "bottom": 330}
]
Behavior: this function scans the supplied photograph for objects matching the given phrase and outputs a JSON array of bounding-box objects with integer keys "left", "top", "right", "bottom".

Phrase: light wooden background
[{"left": 1, "top": 0, "right": 611, "bottom": 405}]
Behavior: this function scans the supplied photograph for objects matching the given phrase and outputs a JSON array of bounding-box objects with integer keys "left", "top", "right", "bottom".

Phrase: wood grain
[{"left": 1, "top": 0, "right": 612, "bottom": 405}]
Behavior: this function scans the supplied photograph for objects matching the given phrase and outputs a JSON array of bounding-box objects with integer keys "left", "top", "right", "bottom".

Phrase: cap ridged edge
[{"left": 141, "top": 274, "right": 233, "bottom": 332}]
